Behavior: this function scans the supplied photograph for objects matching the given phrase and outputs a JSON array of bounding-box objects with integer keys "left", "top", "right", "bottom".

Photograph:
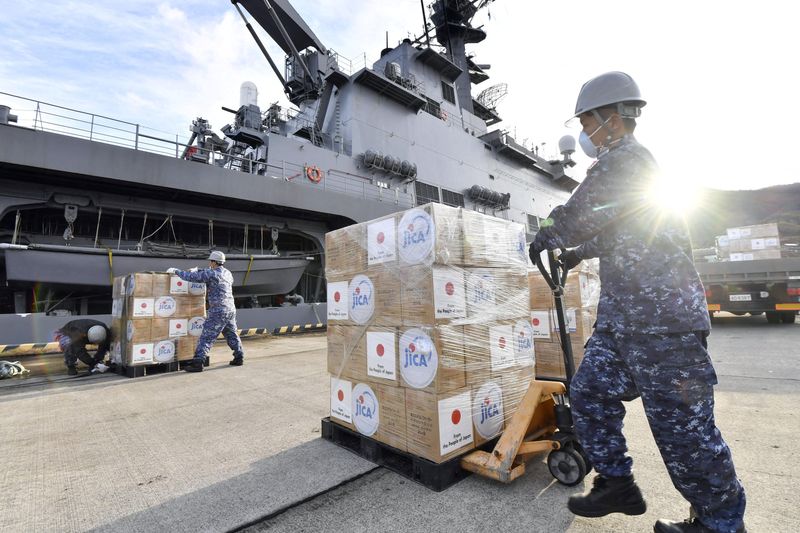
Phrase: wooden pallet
[
  {"left": 113, "top": 356, "right": 209, "bottom": 378},
  {"left": 321, "top": 417, "right": 497, "bottom": 492}
]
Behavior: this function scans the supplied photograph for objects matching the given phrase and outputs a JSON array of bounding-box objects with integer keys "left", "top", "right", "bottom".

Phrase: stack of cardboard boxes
[
  {"left": 110, "top": 272, "right": 207, "bottom": 366},
  {"left": 528, "top": 261, "right": 600, "bottom": 380},
  {"left": 715, "top": 223, "right": 782, "bottom": 262},
  {"left": 326, "top": 203, "right": 533, "bottom": 463}
]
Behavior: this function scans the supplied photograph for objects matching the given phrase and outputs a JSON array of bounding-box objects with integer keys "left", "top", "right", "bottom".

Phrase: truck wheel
[
  {"left": 766, "top": 312, "right": 781, "bottom": 324},
  {"left": 781, "top": 312, "right": 796, "bottom": 324}
]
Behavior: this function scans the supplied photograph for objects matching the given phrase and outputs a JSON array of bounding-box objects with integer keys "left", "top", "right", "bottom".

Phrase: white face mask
[{"left": 578, "top": 117, "right": 612, "bottom": 158}]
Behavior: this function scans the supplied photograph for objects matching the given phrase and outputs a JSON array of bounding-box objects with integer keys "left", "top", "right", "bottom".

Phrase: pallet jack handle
[{"left": 534, "top": 250, "right": 577, "bottom": 388}]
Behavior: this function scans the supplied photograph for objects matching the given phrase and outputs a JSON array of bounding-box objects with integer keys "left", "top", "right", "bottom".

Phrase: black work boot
[
  {"left": 67, "top": 365, "right": 78, "bottom": 376},
  {"left": 655, "top": 517, "right": 746, "bottom": 533},
  {"left": 568, "top": 474, "right": 647, "bottom": 518},
  {"left": 229, "top": 358, "right": 243, "bottom": 366},
  {"left": 183, "top": 361, "right": 203, "bottom": 373}
]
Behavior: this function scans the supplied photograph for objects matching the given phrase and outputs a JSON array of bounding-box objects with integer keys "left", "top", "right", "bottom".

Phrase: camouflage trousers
[
  {"left": 194, "top": 310, "right": 244, "bottom": 362},
  {"left": 570, "top": 331, "right": 746, "bottom": 533}
]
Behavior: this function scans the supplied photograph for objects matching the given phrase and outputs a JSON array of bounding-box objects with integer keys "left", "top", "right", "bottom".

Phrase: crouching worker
[
  {"left": 54, "top": 319, "right": 111, "bottom": 376},
  {"left": 167, "top": 250, "right": 244, "bottom": 372}
]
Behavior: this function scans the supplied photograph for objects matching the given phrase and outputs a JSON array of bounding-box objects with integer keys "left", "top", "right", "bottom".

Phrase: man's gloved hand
[
  {"left": 559, "top": 249, "right": 582, "bottom": 271},
  {"left": 189, "top": 267, "right": 198, "bottom": 273},
  {"left": 529, "top": 233, "right": 547, "bottom": 265},
  {"left": 92, "top": 363, "right": 109, "bottom": 374},
  {"left": 166, "top": 268, "right": 179, "bottom": 274}
]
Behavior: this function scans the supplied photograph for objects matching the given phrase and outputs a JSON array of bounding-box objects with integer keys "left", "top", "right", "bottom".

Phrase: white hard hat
[
  {"left": 572, "top": 71, "right": 646, "bottom": 119},
  {"left": 88, "top": 325, "right": 107, "bottom": 344},
  {"left": 208, "top": 250, "right": 226, "bottom": 263}
]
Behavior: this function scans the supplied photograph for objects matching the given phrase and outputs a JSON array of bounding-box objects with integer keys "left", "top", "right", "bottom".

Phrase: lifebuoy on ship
[
  {"left": 440, "top": 110, "right": 448, "bottom": 121},
  {"left": 306, "top": 166, "right": 323, "bottom": 183}
]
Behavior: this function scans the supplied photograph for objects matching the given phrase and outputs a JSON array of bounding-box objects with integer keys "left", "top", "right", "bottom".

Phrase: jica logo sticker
[
  {"left": 348, "top": 275, "right": 375, "bottom": 324},
  {"left": 153, "top": 340, "right": 175, "bottom": 363},
  {"left": 189, "top": 317, "right": 205, "bottom": 337},
  {"left": 472, "top": 382, "right": 504, "bottom": 439},
  {"left": 398, "top": 208, "right": 435, "bottom": 264},
  {"left": 352, "top": 383, "right": 379, "bottom": 436},
  {"left": 155, "top": 296, "right": 177, "bottom": 317},
  {"left": 399, "top": 328, "right": 438, "bottom": 389}
]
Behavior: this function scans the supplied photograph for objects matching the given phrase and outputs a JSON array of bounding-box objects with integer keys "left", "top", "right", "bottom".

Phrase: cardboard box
[
  {"left": 366, "top": 214, "right": 399, "bottom": 267},
  {"left": 405, "top": 387, "right": 475, "bottom": 463},
  {"left": 528, "top": 271, "right": 553, "bottom": 310},
  {"left": 465, "top": 268, "right": 528, "bottom": 322},
  {"left": 564, "top": 271, "right": 600, "bottom": 309},
  {"left": 122, "top": 342, "right": 154, "bottom": 366},
  {"left": 401, "top": 265, "right": 467, "bottom": 325},
  {"left": 397, "top": 203, "right": 463, "bottom": 266},
  {"left": 325, "top": 224, "right": 367, "bottom": 279},
  {"left": 534, "top": 339, "right": 585, "bottom": 380},
  {"left": 726, "top": 223, "right": 779, "bottom": 240},
  {"left": 151, "top": 318, "right": 189, "bottom": 339},
  {"left": 330, "top": 376, "right": 356, "bottom": 431},
  {"left": 351, "top": 381, "right": 407, "bottom": 451},
  {"left": 327, "top": 325, "right": 368, "bottom": 382},
  {"left": 500, "top": 367, "right": 535, "bottom": 427},
  {"left": 530, "top": 310, "right": 551, "bottom": 340},
  {"left": 126, "top": 319, "right": 152, "bottom": 343},
  {"left": 551, "top": 308, "right": 596, "bottom": 344},
  {"left": 471, "top": 380, "right": 505, "bottom": 446},
  {"left": 176, "top": 336, "right": 198, "bottom": 361},
  {"left": 327, "top": 271, "right": 401, "bottom": 326},
  {"left": 125, "top": 273, "right": 154, "bottom": 297},
  {"left": 464, "top": 321, "right": 519, "bottom": 385},
  {"left": 398, "top": 326, "right": 465, "bottom": 394}
]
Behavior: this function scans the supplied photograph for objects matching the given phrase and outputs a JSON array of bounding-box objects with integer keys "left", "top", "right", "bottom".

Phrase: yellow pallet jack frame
[{"left": 461, "top": 250, "right": 590, "bottom": 486}]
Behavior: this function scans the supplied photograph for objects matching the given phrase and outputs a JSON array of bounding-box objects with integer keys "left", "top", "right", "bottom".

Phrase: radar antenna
[{"left": 476, "top": 83, "right": 507, "bottom": 112}]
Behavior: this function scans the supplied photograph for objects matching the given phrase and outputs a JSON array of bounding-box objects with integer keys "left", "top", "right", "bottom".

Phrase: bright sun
[{"left": 647, "top": 174, "right": 704, "bottom": 216}]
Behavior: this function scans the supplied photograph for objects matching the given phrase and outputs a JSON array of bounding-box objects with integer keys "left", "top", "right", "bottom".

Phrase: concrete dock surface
[{"left": 1, "top": 314, "right": 798, "bottom": 532}]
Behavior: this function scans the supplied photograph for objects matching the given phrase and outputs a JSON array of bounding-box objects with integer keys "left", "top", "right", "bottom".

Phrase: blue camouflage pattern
[
  {"left": 175, "top": 265, "right": 236, "bottom": 313},
  {"left": 571, "top": 331, "right": 746, "bottom": 533},
  {"left": 531, "top": 134, "right": 711, "bottom": 335},
  {"left": 175, "top": 266, "right": 243, "bottom": 362}
]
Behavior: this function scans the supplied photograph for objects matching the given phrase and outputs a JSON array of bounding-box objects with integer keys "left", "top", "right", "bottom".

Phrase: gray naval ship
[{"left": 0, "top": 0, "right": 578, "bottom": 342}]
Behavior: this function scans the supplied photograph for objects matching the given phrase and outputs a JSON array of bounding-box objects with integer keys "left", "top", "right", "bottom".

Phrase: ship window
[
  {"left": 423, "top": 97, "right": 441, "bottom": 118},
  {"left": 415, "top": 181, "right": 440, "bottom": 206},
  {"left": 527, "top": 214, "right": 540, "bottom": 234},
  {"left": 441, "top": 189, "right": 465, "bottom": 208},
  {"left": 441, "top": 81, "right": 455, "bottom": 104}
]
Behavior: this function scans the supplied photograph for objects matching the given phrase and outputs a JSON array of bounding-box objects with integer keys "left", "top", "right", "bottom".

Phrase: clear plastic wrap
[
  {"left": 110, "top": 272, "right": 207, "bottom": 366},
  {"left": 325, "top": 203, "right": 536, "bottom": 463},
  {"left": 527, "top": 257, "right": 600, "bottom": 380}
]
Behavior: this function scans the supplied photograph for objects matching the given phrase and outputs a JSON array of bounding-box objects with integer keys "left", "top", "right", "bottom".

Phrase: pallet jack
[{"left": 461, "top": 250, "right": 591, "bottom": 486}]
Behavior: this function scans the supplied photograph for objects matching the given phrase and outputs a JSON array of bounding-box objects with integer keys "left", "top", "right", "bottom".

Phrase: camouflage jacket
[
  {"left": 176, "top": 266, "right": 236, "bottom": 314},
  {"left": 533, "top": 135, "right": 710, "bottom": 334}
]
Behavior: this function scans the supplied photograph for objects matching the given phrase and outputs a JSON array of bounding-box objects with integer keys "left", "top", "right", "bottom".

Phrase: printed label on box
[
  {"left": 154, "top": 296, "right": 177, "bottom": 317},
  {"left": 170, "top": 276, "right": 189, "bottom": 294},
  {"left": 742, "top": 253, "right": 754, "bottom": 261},
  {"left": 513, "top": 320, "right": 535, "bottom": 367},
  {"left": 169, "top": 319, "right": 188, "bottom": 337},
  {"left": 188, "top": 316, "right": 205, "bottom": 337},
  {"left": 730, "top": 253, "right": 743, "bottom": 261},
  {"left": 189, "top": 282, "right": 206, "bottom": 296},
  {"left": 467, "top": 271, "right": 497, "bottom": 309},
  {"left": 551, "top": 308, "right": 577, "bottom": 333},
  {"left": 132, "top": 298, "right": 154, "bottom": 317},
  {"left": 727, "top": 228, "right": 742, "bottom": 239},
  {"left": 530, "top": 311, "right": 551, "bottom": 339},
  {"left": 126, "top": 275, "right": 136, "bottom": 296},
  {"left": 153, "top": 340, "right": 175, "bottom": 363},
  {"left": 489, "top": 324, "right": 515, "bottom": 371},
  {"left": 399, "top": 328, "right": 438, "bottom": 388},
  {"left": 367, "top": 218, "right": 397, "bottom": 265},
  {"left": 330, "top": 377, "right": 352, "bottom": 424},
  {"left": 751, "top": 238, "right": 765, "bottom": 250},
  {"left": 398, "top": 208, "right": 435, "bottom": 265},
  {"left": 433, "top": 267, "right": 466, "bottom": 319},
  {"left": 352, "top": 383, "right": 379, "bottom": 436},
  {"left": 112, "top": 299, "right": 122, "bottom": 319},
  {"left": 472, "top": 382, "right": 504, "bottom": 439},
  {"left": 348, "top": 275, "right": 375, "bottom": 325},
  {"left": 717, "top": 236, "right": 730, "bottom": 247},
  {"left": 131, "top": 343, "right": 154, "bottom": 364},
  {"left": 367, "top": 330, "right": 396, "bottom": 380},
  {"left": 327, "top": 281, "right": 349, "bottom": 321},
  {"left": 438, "top": 391, "right": 474, "bottom": 455},
  {"left": 740, "top": 228, "right": 752, "bottom": 237},
  {"left": 765, "top": 237, "right": 779, "bottom": 247}
]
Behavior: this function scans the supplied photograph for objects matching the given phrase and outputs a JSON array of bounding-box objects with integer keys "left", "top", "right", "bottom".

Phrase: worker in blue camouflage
[
  {"left": 530, "top": 72, "right": 745, "bottom": 533},
  {"left": 168, "top": 250, "right": 244, "bottom": 372}
]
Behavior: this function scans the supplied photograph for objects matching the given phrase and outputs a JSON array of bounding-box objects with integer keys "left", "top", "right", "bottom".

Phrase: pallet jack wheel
[{"left": 547, "top": 445, "right": 587, "bottom": 486}]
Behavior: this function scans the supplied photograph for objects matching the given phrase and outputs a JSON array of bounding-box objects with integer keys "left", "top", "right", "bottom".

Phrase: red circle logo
[
  {"left": 334, "top": 291, "right": 341, "bottom": 302},
  {"left": 358, "top": 395, "right": 364, "bottom": 404},
  {"left": 141, "top": 302, "right": 147, "bottom": 308},
  {"left": 355, "top": 287, "right": 361, "bottom": 295},
  {"left": 337, "top": 390, "right": 344, "bottom": 402},
  {"left": 376, "top": 344, "right": 385, "bottom": 356},
  {"left": 445, "top": 282, "right": 455, "bottom": 296},
  {"left": 407, "top": 224, "right": 414, "bottom": 232},
  {"left": 177, "top": 281, "right": 183, "bottom": 286},
  {"left": 484, "top": 397, "right": 491, "bottom": 405},
  {"left": 519, "top": 330, "right": 525, "bottom": 337},
  {"left": 176, "top": 323, "right": 182, "bottom": 329},
  {"left": 451, "top": 409, "right": 461, "bottom": 425},
  {"left": 499, "top": 337, "right": 506, "bottom": 349},
  {"left": 532, "top": 318, "right": 540, "bottom": 326},
  {"left": 139, "top": 348, "right": 146, "bottom": 354},
  {"left": 377, "top": 232, "right": 385, "bottom": 244},
  {"left": 408, "top": 343, "right": 416, "bottom": 352}
]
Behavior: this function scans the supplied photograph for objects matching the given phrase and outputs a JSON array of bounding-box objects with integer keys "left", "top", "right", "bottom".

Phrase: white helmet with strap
[
  {"left": 208, "top": 250, "right": 226, "bottom": 264},
  {"left": 572, "top": 71, "right": 646, "bottom": 120},
  {"left": 88, "top": 325, "right": 107, "bottom": 344}
]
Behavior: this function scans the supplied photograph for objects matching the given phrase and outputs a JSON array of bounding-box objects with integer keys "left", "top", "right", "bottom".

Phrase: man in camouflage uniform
[
  {"left": 530, "top": 72, "right": 745, "bottom": 533},
  {"left": 168, "top": 251, "right": 244, "bottom": 372}
]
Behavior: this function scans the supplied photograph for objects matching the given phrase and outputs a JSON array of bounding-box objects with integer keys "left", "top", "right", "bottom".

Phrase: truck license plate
[{"left": 729, "top": 294, "right": 752, "bottom": 302}]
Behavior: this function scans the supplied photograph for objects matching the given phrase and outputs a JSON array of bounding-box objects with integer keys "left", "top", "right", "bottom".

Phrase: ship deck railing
[{"left": 0, "top": 91, "right": 413, "bottom": 208}]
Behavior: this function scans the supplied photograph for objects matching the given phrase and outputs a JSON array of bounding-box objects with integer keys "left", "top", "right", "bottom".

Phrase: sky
[{"left": 1, "top": 0, "right": 798, "bottom": 191}]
